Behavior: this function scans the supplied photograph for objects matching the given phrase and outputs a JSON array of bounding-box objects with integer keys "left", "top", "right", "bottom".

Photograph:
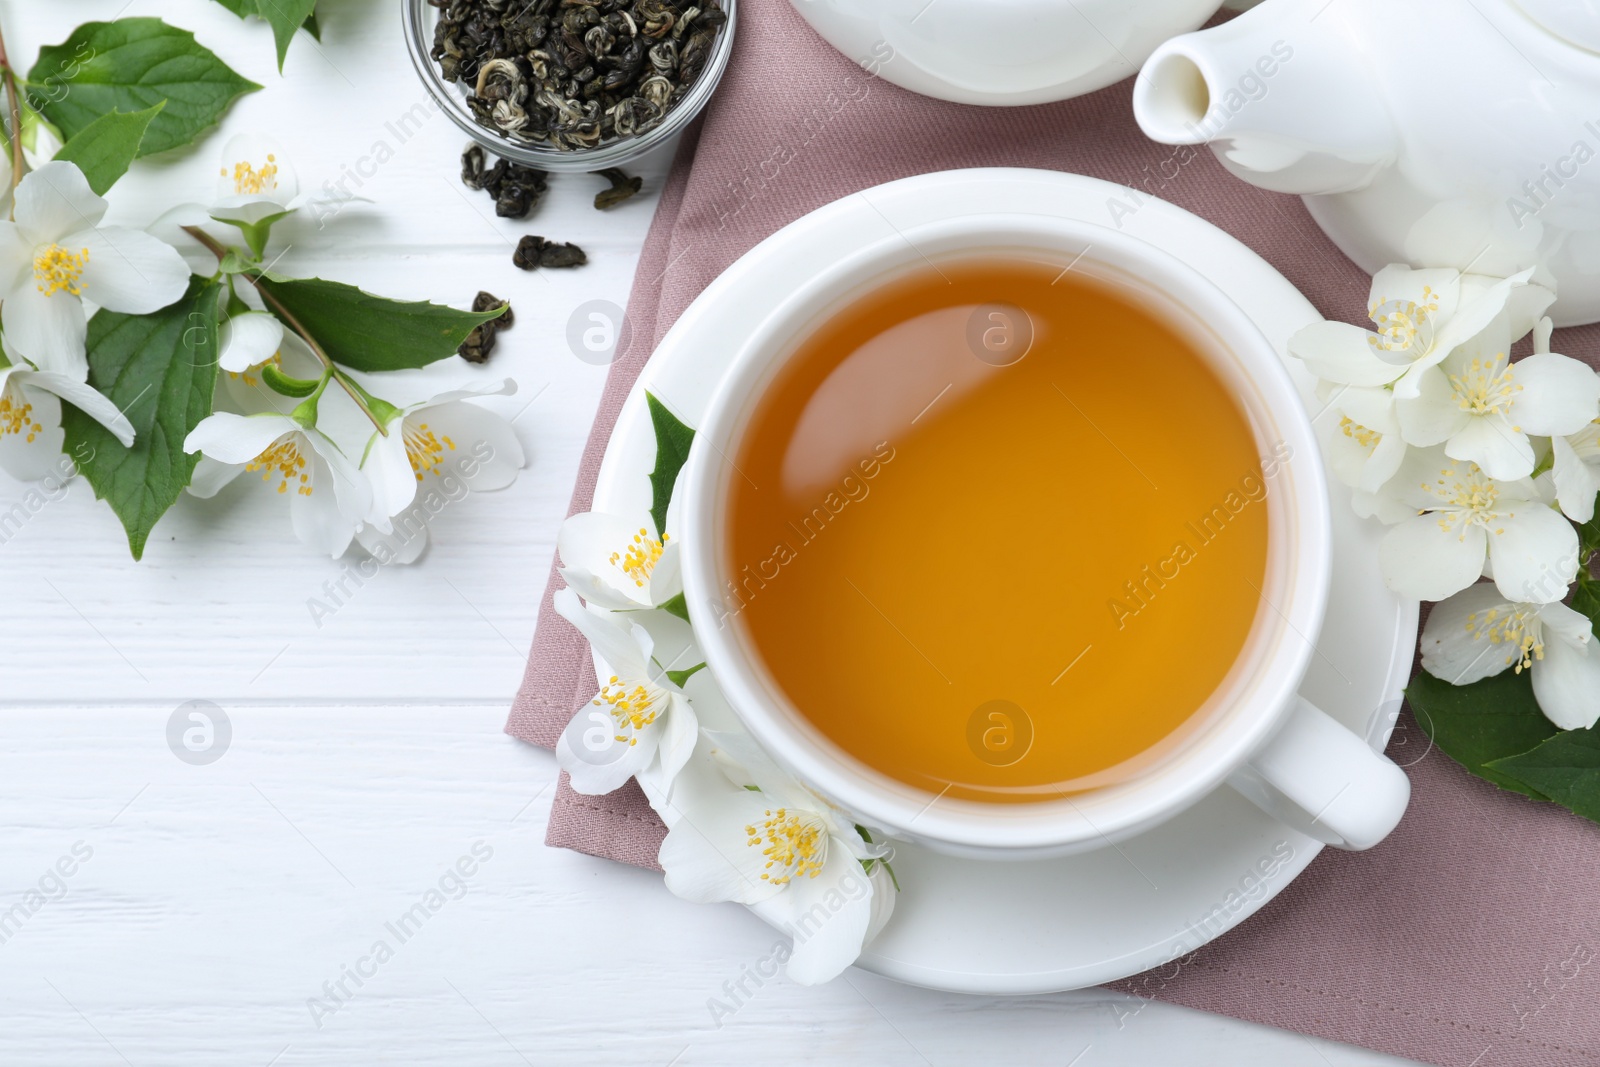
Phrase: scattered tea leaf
[
  {"left": 646, "top": 392, "right": 694, "bottom": 538},
  {"left": 461, "top": 145, "right": 548, "bottom": 218},
  {"left": 513, "top": 235, "right": 586, "bottom": 270},
  {"left": 1407, "top": 667, "right": 1559, "bottom": 799},
  {"left": 53, "top": 103, "right": 164, "bottom": 195},
  {"left": 459, "top": 292, "right": 513, "bottom": 364},
  {"left": 256, "top": 276, "right": 503, "bottom": 373},
  {"left": 30, "top": 19, "right": 261, "bottom": 157},
  {"left": 472, "top": 291, "right": 514, "bottom": 330},
  {"left": 594, "top": 167, "right": 642, "bottom": 210},
  {"left": 62, "top": 277, "right": 222, "bottom": 560}
]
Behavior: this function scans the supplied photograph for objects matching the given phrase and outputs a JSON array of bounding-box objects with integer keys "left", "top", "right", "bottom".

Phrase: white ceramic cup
[
  {"left": 679, "top": 214, "right": 1410, "bottom": 861},
  {"left": 787, "top": 0, "right": 1221, "bottom": 107}
]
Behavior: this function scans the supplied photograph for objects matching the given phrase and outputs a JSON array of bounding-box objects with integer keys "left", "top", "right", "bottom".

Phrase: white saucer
[{"left": 590, "top": 168, "right": 1418, "bottom": 995}]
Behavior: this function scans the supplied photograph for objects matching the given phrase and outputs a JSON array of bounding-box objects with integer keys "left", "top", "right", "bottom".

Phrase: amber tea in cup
[{"left": 721, "top": 258, "right": 1272, "bottom": 803}]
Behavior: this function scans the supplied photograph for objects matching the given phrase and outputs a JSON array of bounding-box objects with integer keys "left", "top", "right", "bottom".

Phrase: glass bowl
[{"left": 403, "top": 0, "right": 737, "bottom": 173}]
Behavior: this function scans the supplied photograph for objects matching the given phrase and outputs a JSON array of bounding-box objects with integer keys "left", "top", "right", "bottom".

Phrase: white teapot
[
  {"left": 790, "top": 0, "right": 1223, "bottom": 106},
  {"left": 1132, "top": 0, "right": 1600, "bottom": 325}
]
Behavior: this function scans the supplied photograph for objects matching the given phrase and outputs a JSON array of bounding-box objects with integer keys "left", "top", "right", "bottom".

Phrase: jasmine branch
[
  {"left": 0, "top": 15, "right": 25, "bottom": 204},
  {"left": 183, "top": 224, "right": 389, "bottom": 436}
]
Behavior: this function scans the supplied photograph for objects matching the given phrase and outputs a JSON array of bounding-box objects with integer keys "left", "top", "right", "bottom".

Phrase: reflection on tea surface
[{"left": 724, "top": 259, "right": 1270, "bottom": 802}]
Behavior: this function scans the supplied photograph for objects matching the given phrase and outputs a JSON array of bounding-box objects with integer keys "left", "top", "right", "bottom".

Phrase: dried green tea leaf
[
  {"left": 513, "top": 235, "right": 586, "bottom": 270},
  {"left": 594, "top": 168, "right": 642, "bottom": 210}
]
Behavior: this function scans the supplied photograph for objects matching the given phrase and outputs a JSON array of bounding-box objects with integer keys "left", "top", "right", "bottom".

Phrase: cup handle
[{"left": 1226, "top": 696, "right": 1410, "bottom": 851}]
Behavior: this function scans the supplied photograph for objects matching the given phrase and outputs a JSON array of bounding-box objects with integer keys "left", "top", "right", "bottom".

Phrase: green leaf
[
  {"left": 29, "top": 19, "right": 261, "bottom": 157},
  {"left": 213, "top": 209, "right": 295, "bottom": 260},
  {"left": 1487, "top": 730, "right": 1600, "bottom": 823},
  {"left": 665, "top": 662, "right": 705, "bottom": 688},
  {"left": 1578, "top": 493, "right": 1600, "bottom": 559},
  {"left": 254, "top": 276, "right": 502, "bottom": 373},
  {"left": 646, "top": 392, "right": 694, "bottom": 538},
  {"left": 1406, "top": 667, "right": 1559, "bottom": 799},
  {"left": 1572, "top": 574, "right": 1600, "bottom": 627},
  {"left": 62, "top": 277, "right": 222, "bottom": 560},
  {"left": 659, "top": 591, "right": 690, "bottom": 623},
  {"left": 52, "top": 103, "right": 164, "bottom": 195},
  {"left": 211, "top": 0, "right": 320, "bottom": 68}
]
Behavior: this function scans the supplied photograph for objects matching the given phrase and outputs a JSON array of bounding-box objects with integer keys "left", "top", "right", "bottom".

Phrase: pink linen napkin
[{"left": 507, "top": 3, "right": 1600, "bottom": 1063}]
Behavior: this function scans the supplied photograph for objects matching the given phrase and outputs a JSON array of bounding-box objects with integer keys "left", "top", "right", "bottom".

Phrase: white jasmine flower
[
  {"left": 553, "top": 588, "right": 698, "bottom": 795},
  {"left": 1378, "top": 448, "right": 1577, "bottom": 603},
  {"left": 0, "top": 356, "right": 134, "bottom": 480},
  {"left": 1394, "top": 314, "right": 1598, "bottom": 480},
  {"left": 558, "top": 510, "right": 682, "bottom": 612},
  {"left": 0, "top": 161, "right": 189, "bottom": 378},
  {"left": 211, "top": 134, "right": 299, "bottom": 229},
  {"left": 183, "top": 411, "right": 372, "bottom": 557},
  {"left": 1521, "top": 316, "right": 1600, "bottom": 522},
  {"left": 1421, "top": 583, "right": 1600, "bottom": 730},
  {"left": 1322, "top": 384, "right": 1406, "bottom": 494},
  {"left": 360, "top": 379, "right": 525, "bottom": 556},
  {"left": 659, "top": 729, "right": 893, "bottom": 985},
  {"left": 1551, "top": 421, "right": 1600, "bottom": 523},
  {"left": 219, "top": 310, "right": 284, "bottom": 374},
  {"left": 1290, "top": 265, "right": 1552, "bottom": 400},
  {"left": 214, "top": 326, "right": 325, "bottom": 416}
]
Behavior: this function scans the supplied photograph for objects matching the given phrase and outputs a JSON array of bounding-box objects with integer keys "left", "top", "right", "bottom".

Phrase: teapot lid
[{"left": 1512, "top": 0, "right": 1600, "bottom": 51}]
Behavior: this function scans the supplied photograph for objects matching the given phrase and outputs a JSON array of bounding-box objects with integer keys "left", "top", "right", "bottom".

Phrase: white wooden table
[{"left": 0, "top": 2, "right": 1420, "bottom": 1062}]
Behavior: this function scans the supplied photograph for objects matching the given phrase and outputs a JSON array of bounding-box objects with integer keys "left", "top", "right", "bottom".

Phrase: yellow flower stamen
[
  {"left": 1466, "top": 605, "right": 1545, "bottom": 672},
  {"left": 1339, "top": 415, "right": 1382, "bottom": 451},
  {"left": 1448, "top": 354, "right": 1521, "bottom": 419},
  {"left": 1419, "top": 463, "right": 1511, "bottom": 540},
  {"left": 609, "top": 527, "right": 668, "bottom": 588},
  {"left": 33, "top": 244, "right": 90, "bottom": 297},
  {"left": 744, "top": 808, "right": 826, "bottom": 885},
  {"left": 0, "top": 385, "right": 43, "bottom": 443},
  {"left": 590, "top": 674, "right": 662, "bottom": 746},
  {"left": 224, "top": 154, "right": 279, "bottom": 196},
  {"left": 404, "top": 421, "right": 456, "bottom": 482},
  {"left": 227, "top": 351, "right": 281, "bottom": 389},
  {"left": 246, "top": 438, "right": 312, "bottom": 496},
  {"left": 1367, "top": 285, "right": 1439, "bottom": 354}
]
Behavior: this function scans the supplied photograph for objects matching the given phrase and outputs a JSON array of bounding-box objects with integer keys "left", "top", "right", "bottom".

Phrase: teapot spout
[{"left": 1132, "top": 0, "right": 1395, "bottom": 196}]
